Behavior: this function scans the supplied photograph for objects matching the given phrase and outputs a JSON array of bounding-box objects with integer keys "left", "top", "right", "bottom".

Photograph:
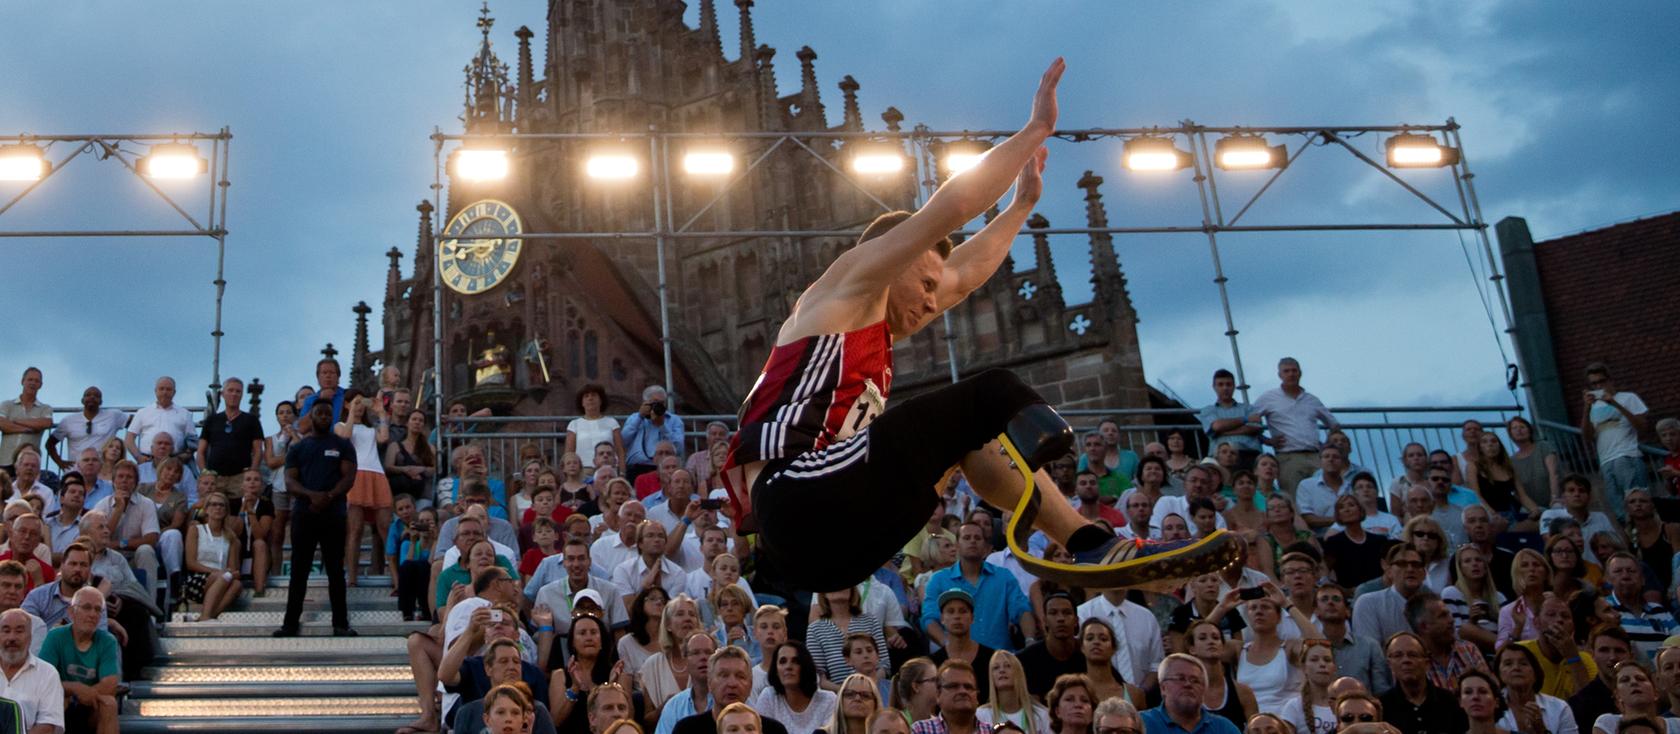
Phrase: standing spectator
[
  {"left": 1139, "top": 654, "right": 1241, "bottom": 734},
  {"left": 1076, "top": 589, "right": 1162, "bottom": 694},
  {"left": 567, "top": 384, "right": 625, "bottom": 474},
  {"left": 1657, "top": 418, "right": 1680, "bottom": 498},
  {"left": 39, "top": 587, "right": 119, "bottom": 734},
  {"left": 182, "top": 492, "right": 243, "bottom": 622},
  {"left": 0, "top": 369, "right": 51, "bottom": 471},
  {"left": 623, "top": 385, "right": 684, "bottom": 483},
  {"left": 1252, "top": 358, "right": 1339, "bottom": 497},
  {"left": 1508, "top": 417, "right": 1562, "bottom": 510},
  {"left": 274, "top": 400, "right": 357, "bottom": 638},
  {"left": 45, "top": 386, "right": 124, "bottom": 472},
  {"left": 1199, "top": 369, "right": 1263, "bottom": 472},
  {"left": 1379, "top": 632, "right": 1469, "bottom": 734},
  {"left": 335, "top": 394, "right": 393, "bottom": 587},
  {"left": 922, "top": 523, "right": 1035, "bottom": 654},
  {"left": 297, "top": 358, "right": 348, "bottom": 425},
  {"left": 124, "top": 376, "right": 195, "bottom": 465},
  {"left": 1353, "top": 544, "right": 1431, "bottom": 648},
  {"left": 1094, "top": 419, "right": 1141, "bottom": 489},
  {"left": 266, "top": 400, "right": 300, "bottom": 577},
  {"left": 1467, "top": 433, "right": 1541, "bottom": 533},
  {"left": 197, "top": 377, "right": 265, "bottom": 496},
  {"left": 0, "top": 608, "right": 62, "bottom": 733},
  {"left": 1315, "top": 584, "right": 1391, "bottom": 695},
  {"left": 1580, "top": 363, "right": 1651, "bottom": 516}
]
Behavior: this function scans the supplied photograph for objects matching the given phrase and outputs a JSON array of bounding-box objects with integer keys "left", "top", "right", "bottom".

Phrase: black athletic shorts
[{"left": 751, "top": 368, "right": 1043, "bottom": 592}]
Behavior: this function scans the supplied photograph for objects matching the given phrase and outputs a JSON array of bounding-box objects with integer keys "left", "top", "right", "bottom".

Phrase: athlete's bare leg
[{"left": 958, "top": 439, "right": 1087, "bottom": 544}]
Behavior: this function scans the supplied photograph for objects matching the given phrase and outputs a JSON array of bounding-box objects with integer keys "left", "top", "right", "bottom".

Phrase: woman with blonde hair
[
  {"left": 334, "top": 393, "right": 392, "bottom": 586},
  {"left": 1278, "top": 640, "right": 1338, "bottom": 734},
  {"left": 1402, "top": 515, "right": 1452, "bottom": 592},
  {"left": 977, "top": 651, "right": 1050, "bottom": 734},
  {"left": 556, "top": 452, "right": 590, "bottom": 509},
  {"left": 826, "top": 673, "right": 883, "bottom": 734},
  {"left": 97, "top": 437, "right": 125, "bottom": 484},
  {"left": 1442, "top": 544, "right": 1506, "bottom": 653},
  {"left": 709, "top": 583, "right": 759, "bottom": 663},
  {"left": 182, "top": 491, "right": 243, "bottom": 621},
  {"left": 911, "top": 532, "right": 955, "bottom": 608},
  {"left": 638, "top": 592, "right": 702, "bottom": 709},
  {"left": 1498, "top": 548, "right": 1549, "bottom": 647}
]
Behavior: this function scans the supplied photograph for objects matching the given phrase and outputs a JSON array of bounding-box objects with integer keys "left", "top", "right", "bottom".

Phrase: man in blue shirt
[
  {"left": 274, "top": 400, "right": 356, "bottom": 638},
  {"left": 1197, "top": 369, "right": 1262, "bottom": 472},
  {"left": 623, "top": 385, "right": 684, "bottom": 483},
  {"left": 1139, "top": 654, "right": 1240, "bottom": 734},
  {"left": 921, "top": 522, "right": 1035, "bottom": 652}
]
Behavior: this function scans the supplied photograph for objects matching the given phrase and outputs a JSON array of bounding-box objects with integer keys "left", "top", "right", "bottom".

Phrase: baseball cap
[
  {"left": 572, "top": 588, "right": 605, "bottom": 609},
  {"left": 937, "top": 589, "right": 975, "bottom": 612}
]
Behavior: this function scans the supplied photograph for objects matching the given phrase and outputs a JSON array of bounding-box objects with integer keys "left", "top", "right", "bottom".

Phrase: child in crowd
[
  {"left": 519, "top": 517, "right": 560, "bottom": 578},
  {"left": 843, "top": 632, "right": 892, "bottom": 703}
]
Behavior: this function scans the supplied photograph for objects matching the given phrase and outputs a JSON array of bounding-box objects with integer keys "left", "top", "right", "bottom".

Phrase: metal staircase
[{"left": 120, "top": 548, "right": 427, "bottom": 732}]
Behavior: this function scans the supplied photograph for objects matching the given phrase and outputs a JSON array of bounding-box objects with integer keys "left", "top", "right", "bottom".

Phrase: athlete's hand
[{"left": 1028, "top": 58, "right": 1065, "bottom": 134}]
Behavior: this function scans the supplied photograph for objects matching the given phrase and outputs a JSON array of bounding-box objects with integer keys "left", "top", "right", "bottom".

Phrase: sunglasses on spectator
[
  {"left": 1411, "top": 531, "right": 1439, "bottom": 539},
  {"left": 841, "top": 690, "right": 874, "bottom": 701}
]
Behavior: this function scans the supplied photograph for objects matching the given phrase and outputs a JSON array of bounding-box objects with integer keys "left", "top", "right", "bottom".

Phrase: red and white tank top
[{"left": 721, "top": 320, "right": 894, "bottom": 532}]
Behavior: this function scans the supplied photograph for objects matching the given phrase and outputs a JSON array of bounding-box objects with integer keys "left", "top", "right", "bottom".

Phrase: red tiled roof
[{"left": 1534, "top": 212, "right": 1680, "bottom": 427}]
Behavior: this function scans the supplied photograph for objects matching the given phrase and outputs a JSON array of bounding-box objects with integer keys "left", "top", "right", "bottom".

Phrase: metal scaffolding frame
[
  {"left": 0, "top": 130, "right": 234, "bottom": 404},
  {"left": 427, "top": 119, "right": 1516, "bottom": 418}
]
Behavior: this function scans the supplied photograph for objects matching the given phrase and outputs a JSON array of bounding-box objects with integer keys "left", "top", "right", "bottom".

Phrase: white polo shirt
[
  {"left": 48, "top": 409, "right": 128, "bottom": 463},
  {"left": 128, "top": 403, "right": 196, "bottom": 458},
  {"left": 0, "top": 655, "right": 65, "bottom": 731}
]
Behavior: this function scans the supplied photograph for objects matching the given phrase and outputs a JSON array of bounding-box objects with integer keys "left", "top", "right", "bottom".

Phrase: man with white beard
[{"left": 0, "top": 607, "right": 65, "bottom": 732}]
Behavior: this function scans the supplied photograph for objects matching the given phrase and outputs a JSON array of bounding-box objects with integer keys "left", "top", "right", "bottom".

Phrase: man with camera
[{"left": 623, "top": 385, "right": 684, "bottom": 484}]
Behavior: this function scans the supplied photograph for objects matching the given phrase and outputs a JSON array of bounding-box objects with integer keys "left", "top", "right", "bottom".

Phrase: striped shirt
[
  {"left": 1425, "top": 640, "right": 1492, "bottom": 691},
  {"left": 1608, "top": 591, "right": 1677, "bottom": 661},
  {"left": 806, "top": 612, "right": 888, "bottom": 683}
]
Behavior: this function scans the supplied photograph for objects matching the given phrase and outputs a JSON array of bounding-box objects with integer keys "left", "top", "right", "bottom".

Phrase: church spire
[
  {"left": 838, "top": 75, "right": 862, "bottom": 131},
  {"left": 351, "top": 302, "right": 374, "bottom": 393},
  {"left": 795, "top": 46, "right": 824, "bottom": 122},
  {"left": 735, "top": 0, "right": 756, "bottom": 63},
  {"left": 698, "top": 0, "right": 723, "bottom": 61},
  {"left": 413, "top": 200, "right": 435, "bottom": 277},
  {"left": 463, "top": 1, "right": 513, "bottom": 132},
  {"left": 1077, "top": 170, "right": 1134, "bottom": 324},
  {"left": 1027, "top": 212, "right": 1065, "bottom": 312},
  {"left": 514, "top": 25, "right": 534, "bottom": 127},
  {"left": 754, "top": 45, "right": 778, "bottom": 128}
]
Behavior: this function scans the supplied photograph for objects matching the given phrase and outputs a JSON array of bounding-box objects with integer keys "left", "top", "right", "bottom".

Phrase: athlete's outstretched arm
[
  {"left": 832, "top": 58, "right": 1064, "bottom": 298},
  {"left": 933, "top": 146, "right": 1045, "bottom": 315}
]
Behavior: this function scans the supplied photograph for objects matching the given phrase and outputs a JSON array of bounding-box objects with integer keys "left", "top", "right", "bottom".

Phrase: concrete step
[
  {"left": 231, "top": 585, "right": 398, "bottom": 613},
  {"left": 120, "top": 697, "right": 418, "bottom": 734},
  {"left": 156, "top": 634, "right": 410, "bottom": 665},
  {"left": 129, "top": 663, "right": 415, "bottom": 698},
  {"left": 162, "top": 610, "right": 426, "bottom": 637}
]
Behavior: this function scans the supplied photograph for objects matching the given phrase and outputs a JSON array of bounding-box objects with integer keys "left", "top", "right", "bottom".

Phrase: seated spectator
[
  {"left": 753, "top": 642, "right": 836, "bottom": 734},
  {"left": 401, "top": 565, "right": 535, "bottom": 734},
  {"left": 555, "top": 455, "right": 590, "bottom": 510},
  {"left": 1256, "top": 493, "right": 1317, "bottom": 574},
  {"left": 21, "top": 544, "right": 115, "bottom": 642},
  {"left": 5, "top": 450, "right": 54, "bottom": 517},
  {"left": 638, "top": 594, "right": 705, "bottom": 711},
  {"left": 634, "top": 453, "right": 682, "bottom": 503},
  {"left": 1169, "top": 573, "right": 1245, "bottom": 642},
  {"left": 1546, "top": 532, "right": 1597, "bottom": 598},
  {"left": 530, "top": 540, "right": 630, "bottom": 638},
  {"left": 1344, "top": 472, "right": 1402, "bottom": 536},
  {"left": 1352, "top": 544, "right": 1430, "bottom": 646},
  {"left": 138, "top": 455, "right": 191, "bottom": 581},
  {"left": 0, "top": 563, "right": 44, "bottom": 658},
  {"left": 1015, "top": 593, "right": 1085, "bottom": 701},
  {"left": 435, "top": 482, "right": 520, "bottom": 555},
  {"left": 1540, "top": 476, "right": 1619, "bottom": 566},
  {"left": 1278, "top": 640, "right": 1338, "bottom": 734},
  {"left": 77, "top": 512, "right": 158, "bottom": 680},
  {"left": 1237, "top": 585, "right": 1324, "bottom": 716},
  {"left": 1515, "top": 595, "right": 1599, "bottom": 699},
  {"left": 462, "top": 679, "right": 556, "bottom": 734},
  {"left": 437, "top": 538, "right": 520, "bottom": 614},
  {"left": 1489, "top": 641, "right": 1573, "bottom": 734},
  {"left": 0, "top": 608, "right": 62, "bottom": 733},
  {"left": 1501, "top": 549, "right": 1551, "bottom": 646},
  {"left": 610, "top": 521, "right": 686, "bottom": 609},
  {"left": 685, "top": 422, "right": 729, "bottom": 493},
  {"left": 673, "top": 667, "right": 791, "bottom": 734},
  {"left": 592, "top": 502, "right": 648, "bottom": 580},
  {"left": 1408, "top": 590, "right": 1490, "bottom": 691},
  {"left": 908, "top": 659, "right": 986, "bottom": 734},
  {"left": 811, "top": 586, "right": 890, "bottom": 689},
  {"left": 1138, "top": 655, "right": 1241, "bottom": 734},
  {"left": 1180, "top": 620, "right": 1253, "bottom": 731},
  {"left": 1314, "top": 584, "right": 1390, "bottom": 695},
  {"left": 521, "top": 517, "right": 563, "bottom": 578},
  {"left": 44, "top": 473, "right": 88, "bottom": 565},
  {"left": 436, "top": 443, "right": 510, "bottom": 521},
  {"left": 689, "top": 532, "right": 754, "bottom": 614},
  {"left": 1380, "top": 631, "right": 1468, "bottom": 734},
  {"left": 136, "top": 434, "right": 198, "bottom": 506},
  {"left": 1457, "top": 670, "right": 1512, "bottom": 733},
  {"left": 1295, "top": 445, "right": 1354, "bottom": 531},
  {"left": 1401, "top": 516, "right": 1452, "bottom": 593},
  {"left": 546, "top": 613, "right": 644, "bottom": 732},
  {"left": 655, "top": 633, "right": 718, "bottom": 734},
  {"left": 182, "top": 491, "right": 243, "bottom": 621},
  {"left": 438, "top": 606, "right": 549, "bottom": 728},
  {"left": 519, "top": 484, "right": 570, "bottom": 545},
  {"left": 1467, "top": 432, "right": 1541, "bottom": 533},
  {"left": 1603, "top": 553, "right": 1676, "bottom": 662},
  {"left": 1321, "top": 494, "right": 1392, "bottom": 588},
  {"left": 1442, "top": 544, "right": 1506, "bottom": 654},
  {"left": 1077, "top": 618, "right": 1143, "bottom": 709},
  {"left": 0, "top": 516, "right": 52, "bottom": 593},
  {"left": 1151, "top": 465, "right": 1228, "bottom": 538},
  {"left": 39, "top": 586, "right": 119, "bottom": 734},
  {"left": 842, "top": 634, "right": 891, "bottom": 707},
  {"left": 233, "top": 468, "right": 274, "bottom": 596},
  {"left": 710, "top": 585, "right": 759, "bottom": 664},
  {"left": 1591, "top": 663, "right": 1678, "bottom": 734},
  {"left": 619, "top": 588, "right": 671, "bottom": 675},
  {"left": 1570, "top": 625, "right": 1634, "bottom": 732}
]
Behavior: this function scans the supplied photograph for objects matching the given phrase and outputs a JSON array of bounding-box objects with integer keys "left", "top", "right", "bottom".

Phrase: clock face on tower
[{"left": 439, "top": 199, "right": 524, "bottom": 295}]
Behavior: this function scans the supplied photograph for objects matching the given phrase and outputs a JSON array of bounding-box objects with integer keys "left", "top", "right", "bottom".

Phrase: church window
[{"left": 584, "top": 330, "right": 599, "bottom": 379}]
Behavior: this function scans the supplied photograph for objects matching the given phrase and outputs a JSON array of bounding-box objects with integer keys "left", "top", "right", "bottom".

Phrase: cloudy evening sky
[{"left": 2, "top": 1, "right": 1675, "bottom": 419}]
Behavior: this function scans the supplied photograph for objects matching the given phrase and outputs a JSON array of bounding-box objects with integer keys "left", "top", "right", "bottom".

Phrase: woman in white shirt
[
  {"left": 1279, "top": 641, "right": 1338, "bottom": 734},
  {"left": 1594, "top": 663, "right": 1680, "bottom": 734},
  {"left": 566, "top": 385, "right": 623, "bottom": 473},
  {"left": 182, "top": 493, "right": 242, "bottom": 622},
  {"left": 335, "top": 394, "right": 391, "bottom": 587},
  {"left": 753, "top": 641, "right": 838, "bottom": 734},
  {"left": 1495, "top": 643, "right": 1578, "bottom": 734},
  {"left": 977, "top": 651, "right": 1051, "bottom": 734}
]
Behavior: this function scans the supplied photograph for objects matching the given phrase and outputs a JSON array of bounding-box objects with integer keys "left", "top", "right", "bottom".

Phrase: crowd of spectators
[{"left": 1, "top": 354, "right": 1678, "bottom": 734}]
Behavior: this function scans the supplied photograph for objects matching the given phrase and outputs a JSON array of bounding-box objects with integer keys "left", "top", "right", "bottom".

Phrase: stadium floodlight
[
  {"left": 1385, "top": 133, "right": 1461, "bottom": 168},
  {"left": 942, "top": 141, "right": 990, "bottom": 177},
  {"left": 0, "top": 143, "right": 49, "bottom": 182},
  {"left": 585, "top": 151, "right": 640, "bottom": 180},
  {"left": 452, "top": 147, "right": 510, "bottom": 181},
  {"left": 140, "top": 142, "right": 209, "bottom": 179},
  {"left": 682, "top": 149, "right": 735, "bottom": 177},
  {"left": 850, "top": 145, "right": 906, "bottom": 175},
  {"left": 1122, "top": 136, "right": 1192, "bottom": 172},
  {"left": 1213, "top": 135, "right": 1287, "bottom": 171}
]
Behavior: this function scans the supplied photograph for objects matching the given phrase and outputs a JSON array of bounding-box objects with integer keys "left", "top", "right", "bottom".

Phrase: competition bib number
[{"left": 836, "top": 378, "right": 887, "bottom": 440}]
